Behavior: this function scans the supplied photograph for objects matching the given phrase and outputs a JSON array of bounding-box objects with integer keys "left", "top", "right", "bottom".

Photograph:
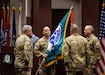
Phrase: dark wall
[
  {"left": 82, "top": 0, "right": 99, "bottom": 36},
  {"left": 52, "top": 9, "right": 70, "bottom": 37},
  {"left": 52, "top": 9, "right": 67, "bottom": 31}
]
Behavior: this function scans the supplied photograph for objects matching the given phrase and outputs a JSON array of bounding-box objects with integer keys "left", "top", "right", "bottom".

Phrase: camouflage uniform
[
  {"left": 34, "top": 36, "right": 56, "bottom": 75},
  {"left": 63, "top": 34, "right": 87, "bottom": 75},
  {"left": 86, "top": 34, "right": 100, "bottom": 75},
  {"left": 14, "top": 34, "right": 33, "bottom": 75}
]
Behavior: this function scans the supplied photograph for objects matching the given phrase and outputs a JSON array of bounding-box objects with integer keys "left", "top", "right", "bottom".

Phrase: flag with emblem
[{"left": 45, "top": 5, "right": 74, "bottom": 67}]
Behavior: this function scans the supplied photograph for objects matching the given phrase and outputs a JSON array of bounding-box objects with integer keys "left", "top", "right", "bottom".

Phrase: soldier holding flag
[{"left": 34, "top": 26, "right": 56, "bottom": 75}]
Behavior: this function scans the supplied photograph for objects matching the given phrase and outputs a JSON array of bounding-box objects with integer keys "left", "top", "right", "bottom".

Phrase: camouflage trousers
[
  {"left": 15, "top": 68, "right": 31, "bottom": 75},
  {"left": 66, "top": 69, "right": 85, "bottom": 75},
  {"left": 39, "top": 64, "right": 56, "bottom": 75},
  {"left": 85, "top": 65, "right": 97, "bottom": 75}
]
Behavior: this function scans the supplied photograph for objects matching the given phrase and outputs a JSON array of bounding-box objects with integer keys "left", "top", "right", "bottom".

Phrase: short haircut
[
  {"left": 85, "top": 25, "right": 94, "bottom": 33},
  {"left": 70, "top": 24, "right": 79, "bottom": 32},
  {"left": 22, "top": 25, "right": 32, "bottom": 33}
]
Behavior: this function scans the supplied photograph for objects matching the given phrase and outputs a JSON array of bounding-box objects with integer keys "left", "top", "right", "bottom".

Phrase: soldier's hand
[
  {"left": 92, "top": 64, "right": 97, "bottom": 69},
  {"left": 85, "top": 68, "right": 88, "bottom": 71},
  {"left": 42, "top": 54, "right": 48, "bottom": 58},
  {"left": 65, "top": 66, "right": 69, "bottom": 72}
]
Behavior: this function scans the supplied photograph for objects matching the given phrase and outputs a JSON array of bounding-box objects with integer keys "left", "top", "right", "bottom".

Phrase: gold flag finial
[
  {"left": 102, "top": 3, "right": 105, "bottom": 7},
  {"left": 13, "top": 6, "right": 16, "bottom": 11}
]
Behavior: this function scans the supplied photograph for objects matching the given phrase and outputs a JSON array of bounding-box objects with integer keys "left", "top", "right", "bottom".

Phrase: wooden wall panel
[
  {"left": 82, "top": 0, "right": 99, "bottom": 36},
  {"left": 32, "top": 0, "right": 52, "bottom": 38}
]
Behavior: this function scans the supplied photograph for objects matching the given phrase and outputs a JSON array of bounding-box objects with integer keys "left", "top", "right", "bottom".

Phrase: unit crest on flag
[{"left": 50, "top": 25, "right": 61, "bottom": 45}]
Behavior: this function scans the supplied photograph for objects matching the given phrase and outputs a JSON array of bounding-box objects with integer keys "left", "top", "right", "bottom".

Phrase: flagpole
[
  {"left": 6, "top": 5, "right": 10, "bottom": 46},
  {"left": 18, "top": 6, "right": 22, "bottom": 36},
  {"left": 69, "top": 0, "right": 76, "bottom": 35},
  {"left": 11, "top": 6, "right": 16, "bottom": 46},
  {"left": 70, "top": 0, "right": 76, "bottom": 10},
  {"left": 35, "top": 58, "right": 45, "bottom": 75}
]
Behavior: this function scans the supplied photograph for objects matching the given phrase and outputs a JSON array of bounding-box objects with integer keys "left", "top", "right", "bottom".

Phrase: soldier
[
  {"left": 34, "top": 26, "right": 56, "bottom": 75},
  {"left": 84, "top": 25, "right": 100, "bottom": 75},
  {"left": 63, "top": 24, "right": 87, "bottom": 75},
  {"left": 14, "top": 25, "right": 33, "bottom": 75}
]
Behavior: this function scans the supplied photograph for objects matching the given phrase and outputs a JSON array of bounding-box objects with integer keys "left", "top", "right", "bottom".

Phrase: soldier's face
[
  {"left": 84, "top": 28, "right": 91, "bottom": 36},
  {"left": 27, "top": 29, "right": 33, "bottom": 38},
  {"left": 43, "top": 27, "right": 51, "bottom": 37}
]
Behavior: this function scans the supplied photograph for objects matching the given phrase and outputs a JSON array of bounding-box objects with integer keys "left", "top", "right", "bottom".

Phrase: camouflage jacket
[
  {"left": 86, "top": 34, "right": 100, "bottom": 65},
  {"left": 34, "top": 36, "right": 48, "bottom": 57},
  {"left": 14, "top": 34, "right": 33, "bottom": 68},
  {"left": 63, "top": 34, "right": 87, "bottom": 69}
]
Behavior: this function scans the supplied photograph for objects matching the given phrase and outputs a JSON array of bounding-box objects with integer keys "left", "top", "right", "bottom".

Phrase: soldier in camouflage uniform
[
  {"left": 14, "top": 25, "right": 33, "bottom": 75},
  {"left": 34, "top": 26, "right": 56, "bottom": 75},
  {"left": 84, "top": 25, "right": 100, "bottom": 75},
  {"left": 63, "top": 24, "right": 87, "bottom": 75}
]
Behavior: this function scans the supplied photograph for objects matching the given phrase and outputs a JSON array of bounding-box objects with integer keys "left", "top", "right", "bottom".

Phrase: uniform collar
[{"left": 87, "top": 34, "right": 95, "bottom": 41}]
